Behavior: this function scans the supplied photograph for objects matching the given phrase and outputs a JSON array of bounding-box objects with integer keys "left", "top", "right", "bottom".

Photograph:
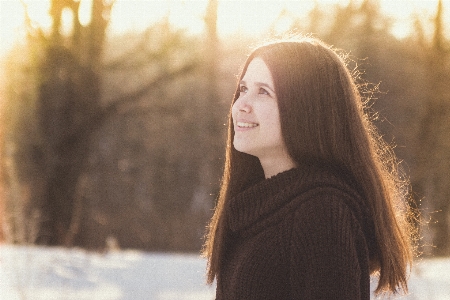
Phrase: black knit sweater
[{"left": 216, "top": 166, "right": 375, "bottom": 299}]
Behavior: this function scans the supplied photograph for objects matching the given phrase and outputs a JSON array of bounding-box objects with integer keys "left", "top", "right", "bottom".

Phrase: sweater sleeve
[{"left": 289, "top": 192, "right": 366, "bottom": 299}]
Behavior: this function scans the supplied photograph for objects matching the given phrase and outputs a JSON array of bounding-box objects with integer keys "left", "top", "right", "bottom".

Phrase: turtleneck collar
[
  {"left": 226, "top": 167, "right": 310, "bottom": 233},
  {"left": 225, "top": 164, "right": 364, "bottom": 234}
]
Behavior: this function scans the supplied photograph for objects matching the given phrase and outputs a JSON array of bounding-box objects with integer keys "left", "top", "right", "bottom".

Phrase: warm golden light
[{"left": 0, "top": 0, "right": 449, "bottom": 57}]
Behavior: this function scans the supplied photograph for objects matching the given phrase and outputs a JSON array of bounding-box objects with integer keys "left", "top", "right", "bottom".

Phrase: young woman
[{"left": 203, "top": 37, "right": 414, "bottom": 299}]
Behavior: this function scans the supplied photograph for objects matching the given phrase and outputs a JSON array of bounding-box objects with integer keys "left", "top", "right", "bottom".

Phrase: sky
[{"left": 1, "top": 0, "right": 450, "bottom": 57}]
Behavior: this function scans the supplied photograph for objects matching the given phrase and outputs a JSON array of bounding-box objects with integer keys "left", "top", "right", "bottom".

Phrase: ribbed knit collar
[
  {"left": 225, "top": 164, "right": 364, "bottom": 234},
  {"left": 226, "top": 167, "right": 312, "bottom": 233}
]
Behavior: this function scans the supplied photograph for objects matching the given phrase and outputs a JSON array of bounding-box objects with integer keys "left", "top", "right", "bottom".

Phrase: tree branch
[
  {"left": 104, "top": 25, "right": 187, "bottom": 71},
  {"left": 106, "top": 60, "right": 199, "bottom": 109},
  {"left": 56, "top": 60, "right": 199, "bottom": 152}
]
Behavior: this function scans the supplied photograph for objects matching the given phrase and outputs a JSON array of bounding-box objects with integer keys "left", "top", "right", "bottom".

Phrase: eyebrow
[{"left": 239, "top": 80, "right": 275, "bottom": 93}]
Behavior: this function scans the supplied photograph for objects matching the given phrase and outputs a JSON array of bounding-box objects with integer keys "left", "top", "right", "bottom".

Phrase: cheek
[
  {"left": 260, "top": 109, "right": 281, "bottom": 130},
  {"left": 231, "top": 105, "right": 237, "bottom": 125},
  {"left": 264, "top": 113, "right": 284, "bottom": 141},
  {"left": 231, "top": 101, "right": 240, "bottom": 118}
]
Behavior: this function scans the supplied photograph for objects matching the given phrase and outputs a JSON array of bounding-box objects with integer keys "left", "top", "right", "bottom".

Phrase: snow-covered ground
[
  {"left": 0, "top": 245, "right": 215, "bottom": 300},
  {"left": 0, "top": 245, "right": 449, "bottom": 300}
]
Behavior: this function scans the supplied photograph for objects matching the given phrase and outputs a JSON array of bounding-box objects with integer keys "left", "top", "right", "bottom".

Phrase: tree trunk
[
  {"left": 414, "top": 0, "right": 450, "bottom": 256},
  {"left": 202, "top": 0, "right": 222, "bottom": 200},
  {"left": 35, "top": 0, "right": 111, "bottom": 245}
]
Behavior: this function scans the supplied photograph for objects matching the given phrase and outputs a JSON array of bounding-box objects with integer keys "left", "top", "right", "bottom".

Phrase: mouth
[{"left": 236, "top": 121, "right": 259, "bottom": 128}]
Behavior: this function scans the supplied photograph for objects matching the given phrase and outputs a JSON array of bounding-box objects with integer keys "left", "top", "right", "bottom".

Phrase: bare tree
[
  {"left": 414, "top": 0, "right": 450, "bottom": 256},
  {"left": 2, "top": 0, "right": 199, "bottom": 247},
  {"left": 200, "top": 0, "right": 222, "bottom": 207}
]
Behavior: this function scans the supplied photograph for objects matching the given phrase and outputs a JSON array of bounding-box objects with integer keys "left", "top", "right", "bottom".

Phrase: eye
[
  {"left": 259, "top": 88, "right": 269, "bottom": 95},
  {"left": 239, "top": 85, "right": 248, "bottom": 93}
]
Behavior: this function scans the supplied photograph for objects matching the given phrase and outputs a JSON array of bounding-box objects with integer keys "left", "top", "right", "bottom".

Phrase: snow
[
  {"left": 0, "top": 245, "right": 449, "bottom": 300},
  {"left": 0, "top": 245, "right": 214, "bottom": 300}
]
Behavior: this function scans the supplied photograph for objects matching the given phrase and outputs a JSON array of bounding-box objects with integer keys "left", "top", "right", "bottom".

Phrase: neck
[{"left": 259, "top": 153, "right": 297, "bottom": 179}]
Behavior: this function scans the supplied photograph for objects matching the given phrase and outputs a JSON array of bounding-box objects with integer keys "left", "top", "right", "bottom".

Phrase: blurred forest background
[{"left": 0, "top": 0, "right": 449, "bottom": 257}]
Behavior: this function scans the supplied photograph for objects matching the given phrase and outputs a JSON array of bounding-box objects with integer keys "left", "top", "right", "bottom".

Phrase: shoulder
[
  {"left": 287, "top": 172, "right": 376, "bottom": 263},
  {"left": 295, "top": 184, "right": 361, "bottom": 218},
  {"left": 288, "top": 164, "right": 368, "bottom": 230},
  {"left": 290, "top": 190, "right": 364, "bottom": 241},
  {"left": 287, "top": 189, "right": 371, "bottom": 299},
  {"left": 286, "top": 178, "right": 370, "bottom": 260}
]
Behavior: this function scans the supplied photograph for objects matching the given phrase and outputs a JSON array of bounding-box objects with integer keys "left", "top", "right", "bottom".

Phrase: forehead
[{"left": 242, "top": 58, "right": 273, "bottom": 84}]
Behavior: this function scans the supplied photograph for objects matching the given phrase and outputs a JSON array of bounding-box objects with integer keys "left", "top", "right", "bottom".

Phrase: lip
[{"left": 234, "top": 119, "right": 259, "bottom": 131}]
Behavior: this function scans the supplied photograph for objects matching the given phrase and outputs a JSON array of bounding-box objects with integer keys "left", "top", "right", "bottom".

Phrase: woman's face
[{"left": 232, "top": 58, "right": 291, "bottom": 169}]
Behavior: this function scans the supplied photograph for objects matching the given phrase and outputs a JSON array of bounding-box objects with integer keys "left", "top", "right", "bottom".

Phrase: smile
[{"left": 237, "top": 122, "right": 259, "bottom": 128}]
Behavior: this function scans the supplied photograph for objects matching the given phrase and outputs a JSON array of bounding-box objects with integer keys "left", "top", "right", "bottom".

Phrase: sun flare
[{"left": 1, "top": 0, "right": 449, "bottom": 57}]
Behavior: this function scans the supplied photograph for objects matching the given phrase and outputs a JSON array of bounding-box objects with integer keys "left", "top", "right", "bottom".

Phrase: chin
[{"left": 233, "top": 142, "right": 252, "bottom": 155}]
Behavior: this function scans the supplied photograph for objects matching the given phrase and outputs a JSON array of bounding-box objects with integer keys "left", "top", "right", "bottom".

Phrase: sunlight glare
[
  {"left": 60, "top": 0, "right": 93, "bottom": 36},
  {"left": 272, "top": 12, "right": 295, "bottom": 35},
  {"left": 109, "top": 0, "right": 171, "bottom": 34},
  {"left": 61, "top": 8, "right": 74, "bottom": 36},
  {"left": 380, "top": 0, "right": 450, "bottom": 39},
  {"left": 110, "top": 1, "right": 207, "bottom": 35},
  {"left": 1, "top": 0, "right": 450, "bottom": 58},
  {"left": 168, "top": 1, "right": 208, "bottom": 35},
  {"left": 79, "top": 0, "right": 93, "bottom": 26},
  {"left": 0, "top": 1, "right": 24, "bottom": 56},
  {"left": 23, "top": 0, "right": 52, "bottom": 31},
  {"left": 217, "top": 1, "right": 287, "bottom": 36}
]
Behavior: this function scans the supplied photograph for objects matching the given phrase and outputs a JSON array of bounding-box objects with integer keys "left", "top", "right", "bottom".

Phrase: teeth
[{"left": 237, "top": 122, "right": 259, "bottom": 128}]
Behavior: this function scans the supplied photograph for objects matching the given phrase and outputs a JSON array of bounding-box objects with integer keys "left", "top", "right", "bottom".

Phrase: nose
[{"left": 233, "top": 95, "right": 251, "bottom": 114}]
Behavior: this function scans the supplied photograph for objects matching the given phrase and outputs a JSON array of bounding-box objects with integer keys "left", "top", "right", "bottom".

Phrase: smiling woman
[
  {"left": 203, "top": 36, "right": 416, "bottom": 299},
  {"left": 232, "top": 58, "right": 295, "bottom": 178}
]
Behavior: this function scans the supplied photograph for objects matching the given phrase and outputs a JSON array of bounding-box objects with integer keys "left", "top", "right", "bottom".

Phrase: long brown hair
[{"left": 203, "top": 37, "right": 414, "bottom": 295}]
